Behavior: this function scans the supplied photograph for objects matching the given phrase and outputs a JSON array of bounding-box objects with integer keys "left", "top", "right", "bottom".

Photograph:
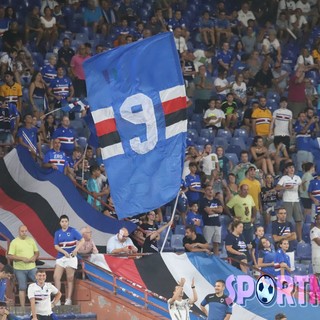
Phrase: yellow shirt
[
  {"left": 227, "top": 194, "right": 256, "bottom": 223},
  {"left": 252, "top": 107, "right": 272, "bottom": 136},
  {"left": 0, "top": 82, "right": 22, "bottom": 112},
  {"left": 239, "top": 178, "right": 261, "bottom": 209},
  {"left": 8, "top": 237, "right": 38, "bottom": 270}
]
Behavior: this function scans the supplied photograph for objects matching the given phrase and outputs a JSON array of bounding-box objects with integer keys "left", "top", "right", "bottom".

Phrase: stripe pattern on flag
[
  {"left": 91, "top": 107, "right": 124, "bottom": 160},
  {"left": 160, "top": 85, "right": 187, "bottom": 139}
]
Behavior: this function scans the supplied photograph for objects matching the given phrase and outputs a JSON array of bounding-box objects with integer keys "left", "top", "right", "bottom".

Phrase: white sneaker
[
  {"left": 65, "top": 299, "right": 72, "bottom": 305},
  {"left": 55, "top": 300, "right": 61, "bottom": 306}
]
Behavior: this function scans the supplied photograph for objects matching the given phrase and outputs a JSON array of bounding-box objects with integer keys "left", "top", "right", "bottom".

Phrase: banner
[{"left": 84, "top": 32, "right": 187, "bottom": 218}]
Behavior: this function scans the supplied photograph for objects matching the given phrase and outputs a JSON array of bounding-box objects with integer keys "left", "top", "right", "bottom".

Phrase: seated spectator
[
  {"left": 250, "top": 136, "right": 275, "bottom": 176},
  {"left": 192, "top": 49, "right": 214, "bottom": 74},
  {"left": 83, "top": 0, "right": 102, "bottom": 34},
  {"left": 295, "top": 47, "right": 318, "bottom": 71},
  {"left": 221, "top": 93, "right": 238, "bottom": 130},
  {"left": 99, "top": 0, "right": 117, "bottom": 37},
  {"left": 2, "top": 21, "right": 23, "bottom": 52},
  {"left": 0, "top": 6, "right": 10, "bottom": 37},
  {"left": 247, "top": 50, "right": 261, "bottom": 78},
  {"left": 201, "top": 144, "right": 219, "bottom": 180},
  {"left": 225, "top": 220, "right": 249, "bottom": 273},
  {"left": 40, "top": 6, "right": 58, "bottom": 52},
  {"left": 237, "top": 1, "right": 256, "bottom": 30},
  {"left": 254, "top": 61, "right": 275, "bottom": 95},
  {"left": 16, "top": 50, "right": 33, "bottom": 86},
  {"left": 198, "top": 11, "right": 215, "bottom": 47},
  {"left": 214, "top": 68, "right": 231, "bottom": 100},
  {"left": 217, "top": 42, "right": 233, "bottom": 71},
  {"left": 216, "top": 145, "right": 232, "bottom": 179},
  {"left": 272, "top": 63, "right": 289, "bottom": 95},
  {"left": 40, "top": 0, "right": 58, "bottom": 16},
  {"left": 257, "top": 236, "right": 276, "bottom": 276},
  {"left": 232, "top": 150, "right": 256, "bottom": 184},
  {"left": 183, "top": 225, "right": 210, "bottom": 253},
  {"left": 53, "top": 4, "right": 66, "bottom": 34},
  {"left": 231, "top": 73, "right": 247, "bottom": 108},
  {"left": 290, "top": 8, "right": 308, "bottom": 38},
  {"left": 25, "top": 6, "right": 43, "bottom": 47},
  {"left": 41, "top": 54, "right": 57, "bottom": 86},
  {"left": 78, "top": 226, "right": 99, "bottom": 255},
  {"left": 42, "top": 138, "right": 68, "bottom": 174},
  {"left": 117, "top": 0, "right": 138, "bottom": 23},
  {"left": 276, "top": 11, "right": 290, "bottom": 43},
  {"left": 241, "top": 26, "right": 256, "bottom": 55},
  {"left": 186, "top": 203, "right": 204, "bottom": 235},
  {"left": 168, "top": 10, "right": 189, "bottom": 40},
  {"left": 274, "top": 239, "right": 292, "bottom": 279},
  {"left": 107, "top": 228, "right": 138, "bottom": 254},
  {"left": 39, "top": 114, "right": 56, "bottom": 144},
  {"left": 215, "top": 10, "right": 232, "bottom": 46},
  {"left": 0, "top": 48, "right": 18, "bottom": 84},
  {"left": 203, "top": 98, "right": 225, "bottom": 130}
]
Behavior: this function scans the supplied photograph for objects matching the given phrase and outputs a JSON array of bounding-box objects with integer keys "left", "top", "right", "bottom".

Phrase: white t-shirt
[
  {"left": 290, "top": 14, "right": 308, "bottom": 29},
  {"left": 168, "top": 298, "right": 191, "bottom": 320},
  {"left": 40, "top": 16, "right": 56, "bottom": 29},
  {"left": 214, "top": 77, "right": 230, "bottom": 95},
  {"left": 296, "top": 0, "right": 311, "bottom": 14},
  {"left": 174, "top": 36, "right": 188, "bottom": 54},
  {"left": 231, "top": 81, "right": 247, "bottom": 99},
  {"left": 272, "top": 108, "right": 292, "bottom": 136},
  {"left": 310, "top": 226, "right": 320, "bottom": 258},
  {"left": 262, "top": 38, "right": 280, "bottom": 54},
  {"left": 278, "top": 0, "right": 296, "bottom": 17},
  {"left": 202, "top": 153, "right": 218, "bottom": 176},
  {"left": 295, "top": 54, "right": 314, "bottom": 70},
  {"left": 237, "top": 10, "right": 255, "bottom": 27},
  {"left": 106, "top": 234, "right": 135, "bottom": 253},
  {"left": 28, "top": 282, "right": 58, "bottom": 316},
  {"left": 203, "top": 108, "right": 225, "bottom": 128},
  {"left": 277, "top": 175, "right": 302, "bottom": 202},
  {"left": 193, "top": 49, "right": 211, "bottom": 72}
]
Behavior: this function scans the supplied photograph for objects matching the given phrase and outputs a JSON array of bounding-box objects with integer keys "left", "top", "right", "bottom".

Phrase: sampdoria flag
[
  {"left": 83, "top": 32, "right": 187, "bottom": 218},
  {"left": 0, "top": 146, "right": 136, "bottom": 259},
  {"left": 61, "top": 98, "right": 89, "bottom": 113}
]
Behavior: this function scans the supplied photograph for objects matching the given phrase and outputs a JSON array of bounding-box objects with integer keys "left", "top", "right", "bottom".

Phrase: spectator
[
  {"left": 0, "top": 7, "right": 9, "bottom": 37},
  {"left": 295, "top": 47, "right": 317, "bottom": 71},
  {"left": 252, "top": 96, "right": 272, "bottom": 139},
  {"left": 276, "top": 162, "right": 303, "bottom": 242},
  {"left": 57, "top": 38, "right": 75, "bottom": 73},
  {"left": 83, "top": 0, "right": 102, "bottom": 34},
  {"left": 232, "top": 150, "right": 256, "bottom": 184},
  {"left": 70, "top": 44, "right": 91, "bottom": 98},
  {"left": 203, "top": 98, "right": 225, "bottom": 130},
  {"left": 272, "top": 63, "right": 289, "bottom": 96},
  {"left": 231, "top": 73, "right": 247, "bottom": 108},
  {"left": 224, "top": 173, "right": 239, "bottom": 203},
  {"left": 250, "top": 136, "right": 275, "bottom": 176},
  {"left": 28, "top": 269, "right": 62, "bottom": 320},
  {"left": 42, "top": 138, "right": 68, "bottom": 174},
  {"left": 241, "top": 26, "right": 256, "bottom": 55},
  {"left": 185, "top": 162, "right": 203, "bottom": 205},
  {"left": 237, "top": 2, "right": 256, "bottom": 29},
  {"left": 261, "top": 174, "right": 279, "bottom": 225},
  {"left": 275, "top": 313, "right": 287, "bottom": 320},
  {"left": 239, "top": 165, "right": 262, "bottom": 212},
  {"left": 310, "top": 214, "right": 320, "bottom": 276},
  {"left": 2, "top": 21, "right": 23, "bottom": 52},
  {"left": 25, "top": 6, "right": 43, "bottom": 48},
  {"left": 40, "top": 6, "right": 58, "bottom": 52},
  {"left": 221, "top": 92, "right": 238, "bottom": 129},
  {"left": 198, "top": 11, "right": 215, "bottom": 47},
  {"left": 100, "top": 0, "right": 117, "bottom": 36},
  {"left": 40, "top": 0, "right": 58, "bottom": 15},
  {"left": 182, "top": 225, "right": 210, "bottom": 253},
  {"left": 225, "top": 220, "right": 249, "bottom": 273},
  {"left": 257, "top": 236, "right": 276, "bottom": 277},
  {"left": 107, "top": 227, "right": 138, "bottom": 254},
  {"left": 41, "top": 54, "right": 57, "bottom": 86},
  {"left": 192, "top": 49, "right": 214, "bottom": 73},
  {"left": 29, "top": 71, "right": 48, "bottom": 119},
  {"left": 268, "top": 141, "right": 290, "bottom": 175},
  {"left": 7, "top": 225, "right": 39, "bottom": 307},
  {"left": 308, "top": 168, "right": 320, "bottom": 219},
  {"left": 241, "top": 100, "right": 259, "bottom": 135},
  {"left": 290, "top": 8, "right": 308, "bottom": 38},
  {"left": 0, "top": 264, "right": 13, "bottom": 302},
  {"left": 300, "top": 162, "right": 315, "bottom": 218},
  {"left": 0, "top": 48, "right": 18, "bottom": 81},
  {"left": 254, "top": 61, "right": 275, "bottom": 95},
  {"left": 215, "top": 10, "right": 232, "bottom": 46},
  {"left": 140, "top": 211, "right": 158, "bottom": 234},
  {"left": 39, "top": 114, "right": 56, "bottom": 144},
  {"left": 214, "top": 68, "right": 231, "bottom": 101},
  {"left": 53, "top": 215, "right": 84, "bottom": 306},
  {"left": 274, "top": 238, "right": 292, "bottom": 279},
  {"left": 0, "top": 71, "right": 22, "bottom": 113},
  {"left": 199, "top": 185, "right": 223, "bottom": 255},
  {"left": 173, "top": 27, "right": 187, "bottom": 56},
  {"left": 226, "top": 184, "right": 257, "bottom": 244},
  {"left": 217, "top": 42, "right": 233, "bottom": 71},
  {"left": 216, "top": 145, "right": 232, "bottom": 179},
  {"left": 261, "top": 30, "right": 282, "bottom": 64},
  {"left": 78, "top": 226, "right": 99, "bottom": 255},
  {"left": 251, "top": 225, "right": 265, "bottom": 270},
  {"left": 51, "top": 116, "right": 77, "bottom": 156},
  {"left": 201, "top": 144, "right": 219, "bottom": 180},
  {"left": 193, "top": 65, "right": 213, "bottom": 114},
  {"left": 186, "top": 203, "right": 204, "bottom": 235}
]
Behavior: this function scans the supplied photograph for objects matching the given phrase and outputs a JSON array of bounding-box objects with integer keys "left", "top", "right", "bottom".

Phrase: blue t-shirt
[
  {"left": 186, "top": 211, "right": 204, "bottom": 234},
  {"left": 17, "top": 126, "right": 38, "bottom": 153},
  {"left": 225, "top": 232, "right": 247, "bottom": 254},
  {"left": 44, "top": 149, "right": 67, "bottom": 173},
  {"left": 41, "top": 64, "right": 57, "bottom": 85},
  {"left": 308, "top": 178, "right": 320, "bottom": 214},
  {"left": 258, "top": 248, "right": 276, "bottom": 276},
  {"left": 294, "top": 120, "right": 315, "bottom": 152},
  {"left": 0, "top": 278, "right": 7, "bottom": 301},
  {"left": 274, "top": 248, "right": 291, "bottom": 277},
  {"left": 50, "top": 76, "right": 73, "bottom": 99},
  {"left": 54, "top": 227, "right": 82, "bottom": 258},
  {"left": 217, "top": 50, "right": 233, "bottom": 65},
  {"left": 201, "top": 293, "right": 232, "bottom": 320},
  {"left": 185, "top": 174, "right": 202, "bottom": 202},
  {"left": 52, "top": 126, "right": 75, "bottom": 154}
]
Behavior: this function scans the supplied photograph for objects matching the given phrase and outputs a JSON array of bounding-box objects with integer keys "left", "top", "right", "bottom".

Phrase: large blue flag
[{"left": 83, "top": 32, "right": 187, "bottom": 218}]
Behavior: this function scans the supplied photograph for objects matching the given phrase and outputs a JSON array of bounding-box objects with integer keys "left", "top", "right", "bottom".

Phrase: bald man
[
  {"left": 107, "top": 228, "right": 138, "bottom": 254},
  {"left": 7, "top": 225, "right": 39, "bottom": 307},
  {"left": 78, "top": 227, "right": 98, "bottom": 255}
]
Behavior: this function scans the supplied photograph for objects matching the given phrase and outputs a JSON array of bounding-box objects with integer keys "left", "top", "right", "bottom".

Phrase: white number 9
[{"left": 120, "top": 93, "right": 158, "bottom": 154}]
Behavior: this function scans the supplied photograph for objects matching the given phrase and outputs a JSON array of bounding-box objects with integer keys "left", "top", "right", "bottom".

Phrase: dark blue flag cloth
[
  {"left": 61, "top": 98, "right": 89, "bottom": 113},
  {"left": 83, "top": 32, "right": 187, "bottom": 218}
]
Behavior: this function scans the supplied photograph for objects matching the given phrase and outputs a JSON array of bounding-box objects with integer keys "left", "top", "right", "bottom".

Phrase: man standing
[
  {"left": 7, "top": 225, "right": 39, "bottom": 307},
  {"left": 200, "top": 280, "right": 232, "bottom": 320},
  {"left": 183, "top": 225, "right": 210, "bottom": 253},
  {"left": 78, "top": 227, "right": 99, "bottom": 255},
  {"left": 276, "top": 162, "right": 303, "bottom": 243},
  {"left": 226, "top": 184, "right": 256, "bottom": 244},
  {"left": 0, "top": 71, "right": 22, "bottom": 113},
  {"left": 232, "top": 150, "right": 257, "bottom": 185},
  {"left": 168, "top": 277, "right": 197, "bottom": 320},
  {"left": 185, "top": 162, "right": 203, "bottom": 205},
  {"left": 201, "top": 144, "right": 219, "bottom": 180},
  {"left": 252, "top": 96, "right": 272, "bottom": 139},
  {"left": 42, "top": 138, "right": 68, "bottom": 174},
  {"left": 28, "top": 270, "right": 61, "bottom": 320},
  {"left": 107, "top": 228, "right": 138, "bottom": 254},
  {"left": 199, "top": 185, "right": 223, "bottom": 255},
  {"left": 308, "top": 169, "right": 320, "bottom": 219},
  {"left": 310, "top": 214, "right": 320, "bottom": 276}
]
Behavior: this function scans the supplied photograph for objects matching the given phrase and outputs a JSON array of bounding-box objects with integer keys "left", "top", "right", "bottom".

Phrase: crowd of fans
[{"left": 1, "top": 0, "right": 320, "bottom": 298}]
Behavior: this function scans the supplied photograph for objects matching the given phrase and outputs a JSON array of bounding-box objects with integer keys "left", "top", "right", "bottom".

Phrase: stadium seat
[
  {"left": 77, "top": 137, "right": 87, "bottom": 149},
  {"left": 171, "top": 234, "right": 185, "bottom": 252},
  {"left": 174, "top": 225, "right": 185, "bottom": 235},
  {"left": 196, "top": 136, "right": 210, "bottom": 146},
  {"left": 233, "top": 128, "right": 248, "bottom": 142},
  {"left": 302, "top": 223, "right": 311, "bottom": 243},
  {"left": 294, "top": 263, "right": 309, "bottom": 276},
  {"left": 212, "top": 137, "right": 229, "bottom": 151},
  {"left": 296, "top": 242, "right": 312, "bottom": 261},
  {"left": 187, "top": 128, "right": 198, "bottom": 139},
  {"left": 229, "top": 137, "right": 247, "bottom": 150},
  {"left": 225, "top": 153, "right": 239, "bottom": 166},
  {"left": 216, "top": 129, "right": 232, "bottom": 139},
  {"left": 41, "top": 144, "right": 50, "bottom": 155},
  {"left": 75, "top": 33, "right": 89, "bottom": 42},
  {"left": 200, "top": 128, "right": 214, "bottom": 143},
  {"left": 225, "top": 145, "right": 242, "bottom": 158},
  {"left": 188, "top": 121, "right": 201, "bottom": 133},
  {"left": 266, "top": 91, "right": 280, "bottom": 103},
  {"left": 158, "top": 230, "right": 172, "bottom": 252},
  {"left": 191, "top": 113, "right": 203, "bottom": 122},
  {"left": 305, "top": 214, "right": 312, "bottom": 224}
]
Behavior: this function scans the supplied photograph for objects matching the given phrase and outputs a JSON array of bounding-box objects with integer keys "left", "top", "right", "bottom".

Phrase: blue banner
[{"left": 83, "top": 32, "right": 187, "bottom": 218}]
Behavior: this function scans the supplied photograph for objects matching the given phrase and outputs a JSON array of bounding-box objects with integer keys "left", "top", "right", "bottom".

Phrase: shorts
[
  {"left": 203, "top": 225, "right": 221, "bottom": 244},
  {"left": 283, "top": 202, "right": 303, "bottom": 223},
  {"left": 301, "top": 197, "right": 312, "bottom": 210},
  {"left": 14, "top": 268, "right": 37, "bottom": 290},
  {"left": 55, "top": 256, "right": 78, "bottom": 269},
  {"left": 312, "top": 256, "right": 320, "bottom": 274}
]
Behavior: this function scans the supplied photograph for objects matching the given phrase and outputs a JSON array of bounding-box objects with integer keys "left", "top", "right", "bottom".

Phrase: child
[
  {"left": 251, "top": 226, "right": 265, "bottom": 272},
  {"left": 186, "top": 203, "right": 204, "bottom": 234},
  {"left": 274, "top": 239, "right": 291, "bottom": 282}
]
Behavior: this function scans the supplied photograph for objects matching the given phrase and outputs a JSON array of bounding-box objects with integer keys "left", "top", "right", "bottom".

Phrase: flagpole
[
  {"left": 81, "top": 143, "right": 88, "bottom": 184},
  {"left": 40, "top": 108, "right": 61, "bottom": 119},
  {"left": 160, "top": 191, "right": 180, "bottom": 253}
]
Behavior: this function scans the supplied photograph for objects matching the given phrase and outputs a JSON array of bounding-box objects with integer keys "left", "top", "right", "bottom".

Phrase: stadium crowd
[{"left": 1, "top": 0, "right": 320, "bottom": 312}]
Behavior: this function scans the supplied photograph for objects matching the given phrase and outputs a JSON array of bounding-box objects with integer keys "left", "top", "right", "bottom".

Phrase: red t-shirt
[{"left": 288, "top": 75, "right": 306, "bottom": 103}]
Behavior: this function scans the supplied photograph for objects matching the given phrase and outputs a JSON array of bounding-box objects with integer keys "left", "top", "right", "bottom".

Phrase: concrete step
[
  {"left": 9, "top": 305, "right": 81, "bottom": 315},
  {"left": 14, "top": 314, "right": 96, "bottom": 320}
]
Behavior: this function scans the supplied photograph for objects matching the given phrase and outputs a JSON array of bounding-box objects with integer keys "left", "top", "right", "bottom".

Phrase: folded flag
[
  {"left": 61, "top": 98, "right": 89, "bottom": 113},
  {"left": 83, "top": 32, "right": 187, "bottom": 218}
]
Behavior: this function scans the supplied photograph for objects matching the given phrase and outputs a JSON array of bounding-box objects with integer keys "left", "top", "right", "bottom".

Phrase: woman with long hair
[
  {"left": 29, "top": 71, "right": 48, "bottom": 119},
  {"left": 39, "top": 113, "right": 56, "bottom": 144},
  {"left": 257, "top": 236, "right": 276, "bottom": 276}
]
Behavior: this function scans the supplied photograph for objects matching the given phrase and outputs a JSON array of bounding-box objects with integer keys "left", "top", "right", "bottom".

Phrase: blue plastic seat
[
  {"left": 216, "top": 129, "right": 232, "bottom": 139},
  {"left": 197, "top": 136, "right": 210, "bottom": 146},
  {"left": 212, "top": 137, "right": 228, "bottom": 151},
  {"left": 225, "top": 145, "right": 242, "bottom": 158},
  {"left": 174, "top": 225, "right": 185, "bottom": 235},
  {"left": 225, "top": 153, "right": 239, "bottom": 166},
  {"left": 191, "top": 113, "right": 203, "bottom": 122},
  {"left": 229, "top": 137, "right": 247, "bottom": 150},
  {"left": 187, "top": 128, "right": 198, "bottom": 139},
  {"left": 75, "top": 32, "right": 89, "bottom": 42},
  {"left": 296, "top": 242, "right": 312, "bottom": 261},
  {"left": 294, "top": 263, "right": 309, "bottom": 276},
  {"left": 200, "top": 128, "right": 214, "bottom": 143},
  {"left": 266, "top": 91, "right": 280, "bottom": 102},
  {"left": 302, "top": 223, "right": 311, "bottom": 243},
  {"left": 233, "top": 128, "right": 248, "bottom": 142},
  {"left": 77, "top": 137, "right": 87, "bottom": 149},
  {"left": 171, "top": 234, "right": 185, "bottom": 252}
]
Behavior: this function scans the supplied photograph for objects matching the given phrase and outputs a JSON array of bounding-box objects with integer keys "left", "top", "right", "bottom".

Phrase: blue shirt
[
  {"left": 308, "top": 178, "right": 320, "bottom": 214},
  {"left": 0, "top": 278, "right": 7, "bottom": 301},
  {"left": 41, "top": 64, "right": 57, "bottom": 86},
  {"left": 54, "top": 227, "right": 82, "bottom": 258},
  {"left": 17, "top": 126, "right": 38, "bottom": 153},
  {"left": 44, "top": 149, "right": 67, "bottom": 173},
  {"left": 186, "top": 211, "right": 204, "bottom": 234},
  {"left": 294, "top": 120, "right": 315, "bottom": 152},
  {"left": 84, "top": 7, "right": 102, "bottom": 24},
  {"left": 50, "top": 76, "right": 73, "bottom": 99},
  {"left": 258, "top": 249, "right": 276, "bottom": 276},
  {"left": 185, "top": 174, "right": 202, "bottom": 202},
  {"left": 201, "top": 293, "right": 232, "bottom": 320},
  {"left": 217, "top": 50, "right": 233, "bottom": 65},
  {"left": 52, "top": 126, "right": 75, "bottom": 155},
  {"left": 274, "top": 248, "right": 291, "bottom": 277}
]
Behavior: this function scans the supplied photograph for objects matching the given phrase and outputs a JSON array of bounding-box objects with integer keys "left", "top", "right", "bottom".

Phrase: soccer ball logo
[{"left": 256, "top": 275, "right": 276, "bottom": 305}]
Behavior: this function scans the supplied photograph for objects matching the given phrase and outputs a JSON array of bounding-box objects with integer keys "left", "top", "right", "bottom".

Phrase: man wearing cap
[
  {"left": 232, "top": 150, "right": 257, "bottom": 184},
  {"left": 269, "top": 97, "right": 293, "bottom": 152},
  {"left": 276, "top": 162, "right": 303, "bottom": 243},
  {"left": 308, "top": 169, "right": 320, "bottom": 220}
]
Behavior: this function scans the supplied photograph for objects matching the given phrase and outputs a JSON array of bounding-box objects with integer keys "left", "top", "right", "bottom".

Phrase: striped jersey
[
  {"left": 252, "top": 107, "right": 272, "bottom": 136},
  {"left": 272, "top": 108, "right": 292, "bottom": 136},
  {"left": 50, "top": 76, "right": 73, "bottom": 99},
  {"left": 52, "top": 126, "right": 75, "bottom": 153},
  {"left": 0, "top": 82, "right": 22, "bottom": 111},
  {"left": 308, "top": 179, "right": 320, "bottom": 214},
  {"left": 54, "top": 226, "right": 82, "bottom": 258},
  {"left": 43, "top": 149, "right": 67, "bottom": 173}
]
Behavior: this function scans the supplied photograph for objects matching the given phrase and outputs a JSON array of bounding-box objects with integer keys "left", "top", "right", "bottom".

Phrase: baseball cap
[{"left": 245, "top": 165, "right": 256, "bottom": 175}]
